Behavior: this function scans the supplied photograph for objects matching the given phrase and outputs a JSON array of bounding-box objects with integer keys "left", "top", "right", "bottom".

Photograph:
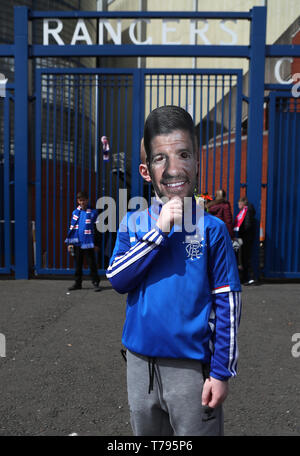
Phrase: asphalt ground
[{"left": 0, "top": 278, "right": 299, "bottom": 437}]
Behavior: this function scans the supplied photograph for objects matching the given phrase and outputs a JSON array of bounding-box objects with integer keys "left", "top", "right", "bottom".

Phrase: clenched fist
[
  {"left": 202, "top": 377, "right": 229, "bottom": 408},
  {"left": 156, "top": 197, "right": 183, "bottom": 233}
]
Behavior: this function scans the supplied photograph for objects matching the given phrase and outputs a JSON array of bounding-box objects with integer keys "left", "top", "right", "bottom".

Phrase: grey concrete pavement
[{"left": 0, "top": 278, "right": 299, "bottom": 436}]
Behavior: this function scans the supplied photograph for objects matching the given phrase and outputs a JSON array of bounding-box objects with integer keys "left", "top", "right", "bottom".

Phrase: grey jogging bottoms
[{"left": 126, "top": 350, "right": 224, "bottom": 436}]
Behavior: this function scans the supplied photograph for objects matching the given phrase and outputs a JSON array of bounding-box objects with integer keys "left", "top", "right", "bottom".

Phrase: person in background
[
  {"left": 234, "top": 196, "right": 257, "bottom": 286},
  {"left": 65, "top": 191, "right": 101, "bottom": 292},
  {"left": 206, "top": 189, "right": 234, "bottom": 238}
]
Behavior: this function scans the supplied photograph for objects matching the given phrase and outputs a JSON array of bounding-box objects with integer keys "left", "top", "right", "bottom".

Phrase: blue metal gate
[
  {"left": 140, "top": 69, "right": 243, "bottom": 213},
  {"left": 0, "top": 84, "right": 14, "bottom": 274},
  {"left": 34, "top": 68, "right": 140, "bottom": 275},
  {"left": 1, "top": 5, "right": 300, "bottom": 278},
  {"left": 264, "top": 91, "right": 300, "bottom": 278},
  {"left": 34, "top": 67, "right": 243, "bottom": 275}
]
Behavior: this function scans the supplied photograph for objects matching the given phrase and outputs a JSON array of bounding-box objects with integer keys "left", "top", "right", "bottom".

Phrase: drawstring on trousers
[
  {"left": 148, "top": 357, "right": 156, "bottom": 394},
  {"left": 120, "top": 349, "right": 127, "bottom": 362},
  {"left": 121, "top": 349, "right": 156, "bottom": 394}
]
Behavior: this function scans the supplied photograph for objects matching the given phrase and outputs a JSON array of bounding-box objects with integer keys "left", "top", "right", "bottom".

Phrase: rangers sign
[{"left": 43, "top": 18, "right": 239, "bottom": 46}]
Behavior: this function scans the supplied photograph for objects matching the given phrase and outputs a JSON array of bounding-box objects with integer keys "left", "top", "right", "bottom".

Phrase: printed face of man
[{"left": 141, "top": 130, "right": 198, "bottom": 201}]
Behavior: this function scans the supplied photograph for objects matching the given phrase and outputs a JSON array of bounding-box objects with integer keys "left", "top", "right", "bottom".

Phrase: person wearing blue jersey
[
  {"left": 106, "top": 106, "right": 241, "bottom": 436},
  {"left": 65, "top": 191, "right": 101, "bottom": 291}
]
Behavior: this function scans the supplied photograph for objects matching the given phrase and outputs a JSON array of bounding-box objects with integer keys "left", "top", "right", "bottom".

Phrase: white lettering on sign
[
  {"left": 129, "top": 19, "right": 152, "bottom": 45},
  {"left": 162, "top": 20, "right": 181, "bottom": 45},
  {"left": 42, "top": 18, "right": 239, "bottom": 46},
  {"left": 291, "top": 73, "right": 300, "bottom": 98},
  {"left": 219, "top": 20, "right": 238, "bottom": 45},
  {"left": 71, "top": 18, "right": 93, "bottom": 45},
  {"left": 98, "top": 19, "right": 122, "bottom": 45},
  {"left": 274, "top": 58, "right": 294, "bottom": 84},
  {"left": 43, "top": 19, "right": 64, "bottom": 45},
  {"left": 190, "top": 20, "right": 210, "bottom": 45}
]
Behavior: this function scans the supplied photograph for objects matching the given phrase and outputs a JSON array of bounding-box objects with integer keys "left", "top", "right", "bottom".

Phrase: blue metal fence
[
  {"left": 34, "top": 67, "right": 244, "bottom": 275},
  {"left": 264, "top": 92, "right": 300, "bottom": 278},
  {"left": 0, "top": 85, "right": 14, "bottom": 274},
  {"left": 0, "top": 5, "right": 300, "bottom": 278},
  {"left": 35, "top": 68, "right": 139, "bottom": 274},
  {"left": 140, "top": 69, "right": 243, "bottom": 214}
]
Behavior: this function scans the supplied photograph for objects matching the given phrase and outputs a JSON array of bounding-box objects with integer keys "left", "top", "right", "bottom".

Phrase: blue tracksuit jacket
[{"left": 106, "top": 199, "right": 242, "bottom": 381}]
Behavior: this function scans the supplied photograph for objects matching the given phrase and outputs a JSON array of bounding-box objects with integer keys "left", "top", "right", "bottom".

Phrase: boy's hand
[
  {"left": 202, "top": 377, "right": 229, "bottom": 408},
  {"left": 156, "top": 197, "right": 183, "bottom": 233}
]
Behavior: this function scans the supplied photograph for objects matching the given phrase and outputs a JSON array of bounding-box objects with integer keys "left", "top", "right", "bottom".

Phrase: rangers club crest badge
[{"left": 184, "top": 235, "right": 205, "bottom": 260}]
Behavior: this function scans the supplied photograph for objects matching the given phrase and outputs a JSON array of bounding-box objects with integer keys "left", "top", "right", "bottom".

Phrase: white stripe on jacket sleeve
[
  {"left": 212, "top": 285, "right": 231, "bottom": 294},
  {"left": 106, "top": 228, "right": 164, "bottom": 279},
  {"left": 228, "top": 291, "right": 242, "bottom": 376},
  {"left": 210, "top": 290, "right": 242, "bottom": 380}
]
